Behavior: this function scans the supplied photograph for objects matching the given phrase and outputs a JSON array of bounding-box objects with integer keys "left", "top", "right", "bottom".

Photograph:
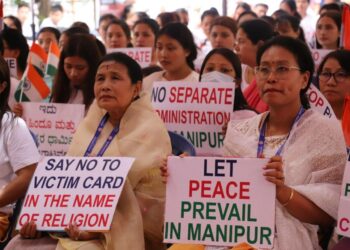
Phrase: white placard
[
  {"left": 107, "top": 47, "right": 152, "bottom": 68},
  {"left": 16, "top": 156, "right": 134, "bottom": 231},
  {"left": 22, "top": 102, "right": 85, "bottom": 156},
  {"left": 151, "top": 81, "right": 235, "bottom": 156},
  {"left": 164, "top": 157, "right": 275, "bottom": 248}
]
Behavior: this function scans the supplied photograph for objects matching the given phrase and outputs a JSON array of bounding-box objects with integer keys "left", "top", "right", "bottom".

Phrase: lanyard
[
  {"left": 257, "top": 107, "right": 305, "bottom": 158},
  {"left": 84, "top": 113, "right": 119, "bottom": 157}
]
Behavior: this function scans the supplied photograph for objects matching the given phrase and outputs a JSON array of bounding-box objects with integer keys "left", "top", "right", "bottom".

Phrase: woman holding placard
[
  {"left": 142, "top": 22, "right": 198, "bottom": 95},
  {"left": 132, "top": 18, "right": 160, "bottom": 67},
  {"left": 163, "top": 36, "right": 347, "bottom": 250},
  {"left": 318, "top": 49, "right": 350, "bottom": 120},
  {"left": 224, "top": 36, "right": 347, "bottom": 249},
  {"left": 0, "top": 56, "right": 38, "bottom": 241},
  {"left": 9, "top": 52, "right": 171, "bottom": 250}
]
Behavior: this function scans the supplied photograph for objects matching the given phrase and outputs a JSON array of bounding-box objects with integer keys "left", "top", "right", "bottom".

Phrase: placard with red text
[
  {"left": 16, "top": 156, "right": 134, "bottom": 231},
  {"left": 307, "top": 84, "right": 336, "bottom": 119},
  {"left": 151, "top": 82, "right": 235, "bottom": 156},
  {"left": 337, "top": 159, "right": 350, "bottom": 237},
  {"left": 22, "top": 102, "right": 84, "bottom": 156},
  {"left": 107, "top": 47, "right": 152, "bottom": 68},
  {"left": 310, "top": 49, "right": 333, "bottom": 70},
  {"left": 164, "top": 157, "right": 275, "bottom": 248}
]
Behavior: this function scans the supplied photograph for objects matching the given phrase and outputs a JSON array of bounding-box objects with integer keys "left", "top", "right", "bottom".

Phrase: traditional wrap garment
[
  {"left": 222, "top": 109, "right": 347, "bottom": 250},
  {"left": 58, "top": 93, "right": 172, "bottom": 250}
]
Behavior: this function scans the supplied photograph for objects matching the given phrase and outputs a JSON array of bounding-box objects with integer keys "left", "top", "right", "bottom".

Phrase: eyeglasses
[
  {"left": 318, "top": 71, "right": 349, "bottom": 84},
  {"left": 254, "top": 65, "right": 301, "bottom": 80}
]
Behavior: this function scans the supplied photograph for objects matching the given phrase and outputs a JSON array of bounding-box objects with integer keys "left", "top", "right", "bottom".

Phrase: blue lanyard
[
  {"left": 257, "top": 107, "right": 305, "bottom": 158},
  {"left": 84, "top": 113, "right": 119, "bottom": 157}
]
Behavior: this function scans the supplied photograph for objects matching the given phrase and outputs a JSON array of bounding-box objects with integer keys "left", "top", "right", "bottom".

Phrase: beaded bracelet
[{"left": 282, "top": 188, "right": 294, "bottom": 207}]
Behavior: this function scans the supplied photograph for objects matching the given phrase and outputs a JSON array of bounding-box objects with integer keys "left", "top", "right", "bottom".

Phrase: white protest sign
[
  {"left": 307, "top": 84, "right": 336, "bottom": 119},
  {"left": 22, "top": 103, "right": 85, "bottom": 156},
  {"left": 151, "top": 82, "right": 234, "bottom": 156},
  {"left": 107, "top": 47, "right": 152, "bottom": 68},
  {"left": 310, "top": 49, "right": 333, "bottom": 70},
  {"left": 4, "top": 57, "right": 17, "bottom": 78},
  {"left": 337, "top": 159, "right": 350, "bottom": 237},
  {"left": 164, "top": 157, "right": 275, "bottom": 248},
  {"left": 16, "top": 156, "right": 134, "bottom": 231}
]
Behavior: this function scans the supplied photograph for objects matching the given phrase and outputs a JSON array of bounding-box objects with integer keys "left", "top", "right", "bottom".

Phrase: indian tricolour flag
[
  {"left": 46, "top": 41, "right": 60, "bottom": 77},
  {"left": 29, "top": 43, "right": 47, "bottom": 76},
  {"left": 15, "top": 63, "right": 51, "bottom": 102}
]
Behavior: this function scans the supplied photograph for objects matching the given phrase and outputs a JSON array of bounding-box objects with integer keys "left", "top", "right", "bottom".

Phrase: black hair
[
  {"left": 236, "top": 2, "right": 251, "bottom": 12},
  {"left": 319, "top": 3, "right": 341, "bottom": 14},
  {"left": 157, "top": 22, "right": 197, "bottom": 70},
  {"left": 142, "top": 65, "right": 163, "bottom": 78},
  {"left": 4, "top": 16, "right": 22, "bottom": 33},
  {"left": 0, "top": 56, "right": 11, "bottom": 130},
  {"left": 280, "top": 0, "right": 297, "bottom": 14},
  {"left": 157, "top": 12, "right": 180, "bottom": 28},
  {"left": 260, "top": 16, "right": 276, "bottom": 27},
  {"left": 52, "top": 34, "right": 102, "bottom": 108},
  {"left": 98, "top": 52, "right": 143, "bottom": 84},
  {"left": 133, "top": 18, "right": 160, "bottom": 37},
  {"left": 95, "top": 39, "right": 106, "bottom": 56},
  {"left": 239, "top": 19, "right": 274, "bottom": 45},
  {"left": 316, "top": 11, "right": 341, "bottom": 49},
  {"left": 1, "top": 28, "right": 29, "bottom": 74},
  {"left": 70, "top": 21, "right": 90, "bottom": 33},
  {"left": 237, "top": 10, "right": 258, "bottom": 23},
  {"left": 272, "top": 9, "right": 290, "bottom": 19},
  {"left": 276, "top": 14, "right": 306, "bottom": 42},
  {"left": 62, "top": 26, "right": 90, "bottom": 37},
  {"left": 257, "top": 36, "right": 314, "bottom": 109},
  {"left": 317, "top": 50, "right": 350, "bottom": 76},
  {"left": 51, "top": 4, "right": 63, "bottom": 13},
  {"left": 37, "top": 27, "right": 61, "bottom": 42},
  {"left": 99, "top": 13, "right": 118, "bottom": 25},
  {"left": 201, "top": 8, "right": 219, "bottom": 22},
  {"left": 199, "top": 48, "right": 251, "bottom": 111}
]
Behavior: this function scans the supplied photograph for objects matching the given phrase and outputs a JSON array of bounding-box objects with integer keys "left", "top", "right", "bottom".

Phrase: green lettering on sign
[
  {"left": 345, "top": 183, "right": 350, "bottom": 197},
  {"left": 188, "top": 223, "right": 201, "bottom": 240},
  {"left": 164, "top": 222, "right": 181, "bottom": 240}
]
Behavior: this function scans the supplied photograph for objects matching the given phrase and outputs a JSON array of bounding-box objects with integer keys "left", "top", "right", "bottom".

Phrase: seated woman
[
  {"left": 142, "top": 22, "right": 198, "bottom": 95},
  {"left": 0, "top": 56, "right": 38, "bottom": 240},
  {"left": 164, "top": 37, "right": 347, "bottom": 250},
  {"left": 7, "top": 52, "right": 172, "bottom": 250},
  {"left": 224, "top": 36, "right": 347, "bottom": 249}
]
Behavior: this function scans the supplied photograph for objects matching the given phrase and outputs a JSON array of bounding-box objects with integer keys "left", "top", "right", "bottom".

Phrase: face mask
[{"left": 201, "top": 71, "right": 234, "bottom": 83}]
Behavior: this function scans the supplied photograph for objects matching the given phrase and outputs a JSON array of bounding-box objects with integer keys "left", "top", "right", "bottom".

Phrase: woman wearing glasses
[
  {"left": 318, "top": 50, "right": 350, "bottom": 120},
  {"left": 224, "top": 36, "right": 347, "bottom": 249}
]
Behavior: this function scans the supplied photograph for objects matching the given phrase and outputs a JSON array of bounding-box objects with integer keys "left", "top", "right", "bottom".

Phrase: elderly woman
[{"left": 7, "top": 52, "right": 171, "bottom": 250}]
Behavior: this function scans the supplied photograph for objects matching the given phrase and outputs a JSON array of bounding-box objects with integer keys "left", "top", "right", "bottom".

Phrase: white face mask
[{"left": 201, "top": 71, "right": 234, "bottom": 83}]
